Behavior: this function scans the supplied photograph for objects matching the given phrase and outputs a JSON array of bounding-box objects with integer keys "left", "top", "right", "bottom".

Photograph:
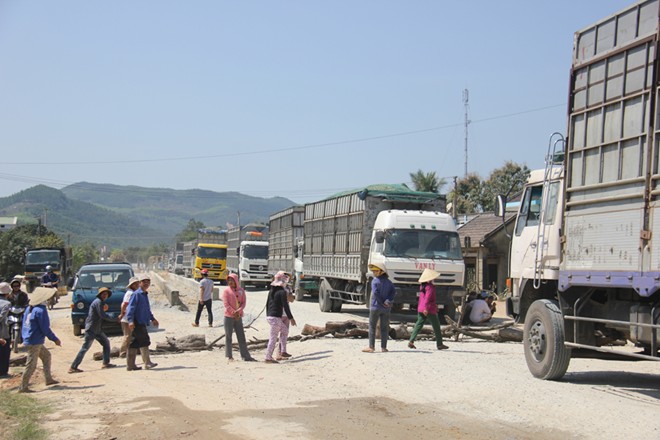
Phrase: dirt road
[{"left": 3, "top": 272, "right": 659, "bottom": 439}]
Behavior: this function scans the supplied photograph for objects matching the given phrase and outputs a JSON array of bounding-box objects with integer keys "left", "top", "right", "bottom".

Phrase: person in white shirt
[
  {"left": 192, "top": 269, "right": 214, "bottom": 327},
  {"left": 118, "top": 277, "right": 140, "bottom": 358},
  {"left": 469, "top": 292, "right": 496, "bottom": 324}
]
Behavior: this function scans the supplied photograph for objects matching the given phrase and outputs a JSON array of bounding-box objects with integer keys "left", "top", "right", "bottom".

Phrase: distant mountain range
[{"left": 0, "top": 183, "right": 296, "bottom": 248}]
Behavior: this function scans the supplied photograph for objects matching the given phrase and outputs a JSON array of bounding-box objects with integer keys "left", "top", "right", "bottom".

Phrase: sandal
[
  {"left": 408, "top": 342, "right": 416, "bottom": 349},
  {"left": 362, "top": 347, "right": 374, "bottom": 353},
  {"left": 68, "top": 367, "right": 83, "bottom": 374},
  {"left": 438, "top": 344, "right": 449, "bottom": 350},
  {"left": 381, "top": 348, "right": 389, "bottom": 353}
]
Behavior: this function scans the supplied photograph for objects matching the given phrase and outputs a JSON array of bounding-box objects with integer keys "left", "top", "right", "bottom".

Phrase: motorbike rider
[
  {"left": 9, "top": 279, "right": 29, "bottom": 308},
  {"left": 41, "top": 266, "right": 59, "bottom": 288}
]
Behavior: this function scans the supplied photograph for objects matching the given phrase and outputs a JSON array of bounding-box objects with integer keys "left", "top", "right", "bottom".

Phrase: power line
[{"left": 3, "top": 103, "right": 566, "bottom": 166}]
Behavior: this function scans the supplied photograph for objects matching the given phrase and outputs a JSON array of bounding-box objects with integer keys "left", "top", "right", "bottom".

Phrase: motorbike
[
  {"left": 42, "top": 282, "right": 59, "bottom": 310},
  {"left": 8, "top": 305, "right": 25, "bottom": 353}
]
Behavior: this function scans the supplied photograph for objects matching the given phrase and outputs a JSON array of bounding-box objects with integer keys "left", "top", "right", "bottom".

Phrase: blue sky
[{"left": 0, "top": 0, "right": 635, "bottom": 204}]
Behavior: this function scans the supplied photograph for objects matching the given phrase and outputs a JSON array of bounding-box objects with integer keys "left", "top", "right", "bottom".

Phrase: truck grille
[
  {"left": 202, "top": 263, "right": 222, "bottom": 269},
  {"left": 249, "top": 264, "right": 267, "bottom": 273}
]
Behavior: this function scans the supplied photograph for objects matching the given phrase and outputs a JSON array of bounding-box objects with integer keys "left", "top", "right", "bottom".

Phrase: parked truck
[
  {"left": 173, "top": 242, "right": 184, "bottom": 275},
  {"left": 24, "top": 247, "right": 73, "bottom": 297},
  {"left": 304, "top": 184, "right": 465, "bottom": 313},
  {"left": 182, "top": 229, "right": 228, "bottom": 283},
  {"left": 498, "top": 0, "right": 660, "bottom": 380},
  {"left": 269, "top": 206, "right": 319, "bottom": 300},
  {"left": 227, "top": 223, "right": 270, "bottom": 288}
]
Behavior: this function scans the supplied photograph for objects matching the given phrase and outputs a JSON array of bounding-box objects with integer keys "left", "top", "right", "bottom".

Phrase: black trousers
[
  {"left": 129, "top": 324, "right": 151, "bottom": 349},
  {"left": 195, "top": 299, "right": 213, "bottom": 325},
  {"left": 0, "top": 338, "right": 10, "bottom": 376}
]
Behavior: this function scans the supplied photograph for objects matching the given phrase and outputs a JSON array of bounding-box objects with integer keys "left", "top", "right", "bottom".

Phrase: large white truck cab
[
  {"left": 369, "top": 210, "right": 464, "bottom": 291},
  {"left": 236, "top": 240, "right": 270, "bottom": 288},
  {"left": 507, "top": 165, "right": 564, "bottom": 320}
]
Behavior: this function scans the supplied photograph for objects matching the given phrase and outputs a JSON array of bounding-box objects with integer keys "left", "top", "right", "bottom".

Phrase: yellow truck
[{"left": 183, "top": 229, "right": 228, "bottom": 283}]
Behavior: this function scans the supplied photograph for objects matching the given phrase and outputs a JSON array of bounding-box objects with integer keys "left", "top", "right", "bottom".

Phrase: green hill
[
  {"left": 0, "top": 185, "right": 166, "bottom": 248},
  {"left": 61, "top": 182, "right": 296, "bottom": 238}
]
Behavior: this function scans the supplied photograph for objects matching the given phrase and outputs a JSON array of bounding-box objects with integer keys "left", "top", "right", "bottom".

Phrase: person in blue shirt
[
  {"left": 19, "top": 288, "right": 61, "bottom": 392},
  {"left": 125, "top": 275, "right": 159, "bottom": 371},
  {"left": 362, "top": 263, "right": 396, "bottom": 353},
  {"left": 69, "top": 287, "right": 117, "bottom": 373}
]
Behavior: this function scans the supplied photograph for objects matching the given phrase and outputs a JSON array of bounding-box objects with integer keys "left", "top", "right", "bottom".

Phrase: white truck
[
  {"left": 304, "top": 184, "right": 465, "bottom": 313},
  {"left": 269, "top": 206, "right": 319, "bottom": 300},
  {"left": 227, "top": 223, "right": 270, "bottom": 289},
  {"left": 498, "top": 0, "right": 660, "bottom": 380}
]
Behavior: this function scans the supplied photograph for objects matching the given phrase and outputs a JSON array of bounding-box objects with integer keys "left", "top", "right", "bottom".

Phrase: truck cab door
[{"left": 510, "top": 181, "right": 562, "bottom": 291}]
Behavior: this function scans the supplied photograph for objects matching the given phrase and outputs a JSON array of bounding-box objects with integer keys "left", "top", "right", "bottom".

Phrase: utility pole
[
  {"left": 452, "top": 175, "right": 458, "bottom": 220},
  {"left": 237, "top": 211, "right": 241, "bottom": 228},
  {"left": 463, "top": 89, "right": 471, "bottom": 178}
]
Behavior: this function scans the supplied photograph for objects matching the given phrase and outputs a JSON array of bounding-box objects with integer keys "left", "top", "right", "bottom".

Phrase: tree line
[{"left": 409, "top": 160, "right": 530, "bottom": 214}]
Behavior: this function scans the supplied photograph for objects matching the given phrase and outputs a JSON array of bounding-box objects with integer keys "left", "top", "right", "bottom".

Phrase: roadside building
[{"left": 457, "top": 212, "right": 516, "bottom": 294}]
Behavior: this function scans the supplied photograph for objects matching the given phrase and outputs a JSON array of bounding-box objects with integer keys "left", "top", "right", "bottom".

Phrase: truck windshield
[
  {"left": 244, "top": 245, "right": 268, "bottom": 259},
  {"left": 26, "top": 251, "right": 61, "bottom": 268},
  {"left": 75, "top": 269, "right": 132, "bottom": 291},
  {"left": 383, "top": 229, "right": 462, "bottom": 260},
  {"left": 197, "top": 247, "right": 227, "bottom": 259}
]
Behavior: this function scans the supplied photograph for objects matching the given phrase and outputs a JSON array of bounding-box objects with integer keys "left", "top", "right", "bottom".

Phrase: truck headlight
[{"left": 76, "top": 302, "right": 85, "bottom": 310}]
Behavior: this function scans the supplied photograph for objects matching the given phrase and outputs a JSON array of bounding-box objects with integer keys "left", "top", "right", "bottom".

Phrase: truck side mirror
[
  {"left": 374, "top": 231, "right": 385, "bottom": 244},
  {"left": 236, "top": 247, "right": 240, "bottom": 256},
  {"left": 495, "top": 195, "right": 507, "bottom": 218}
]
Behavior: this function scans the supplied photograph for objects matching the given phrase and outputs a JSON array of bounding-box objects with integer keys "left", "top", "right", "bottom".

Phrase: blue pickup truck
[{"left": 70, "top": 262, "right": 134, "bottom": 336}]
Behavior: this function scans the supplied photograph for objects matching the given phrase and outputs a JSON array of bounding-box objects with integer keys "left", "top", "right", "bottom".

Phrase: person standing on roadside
[
  {"left": 192, "top": 269, "right": 213, "bottom": 328},
  {"left": 118, "top": 276, "right": 140, "bottom": 358},
  {"left": 0, "top": 282, "right": 12, "bottom": 378},
  {"left": 363, "top": 263, "right": 396, "bottom": 353},
  {"left": 125, "top": 275, "right": 159, "bottom": 371},
  {"left": 68, "top": 287, "right": 117, "bottom": 373},
  {"left": 275, "top": 288, "right": 296, "bottom": 360},
  {"left": 19, "top": 288, "right": 61, "bottom": 392},
  {"left": 222, "top": 273, "right": 256, "bottom": 362},
  {"left": 264, "top": 271, "right": 296, "bottom": 364},
  {"left": 408, "top": 269, "right": 449, "bottom": 351}
]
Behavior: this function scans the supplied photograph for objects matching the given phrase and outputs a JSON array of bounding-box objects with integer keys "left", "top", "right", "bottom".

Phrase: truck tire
[
  {"left": 73, "top": 324, "right": 82, "bottom": 337},
  {"left": 365, "top": 281, "right": 372, "bottom": 309},
  {"left": 12, "top": 333, "right": 20, "bottom": 353},
  {"left": 319, "top": 280, "right": 332, "bottom": 312},
  {"left": 523, "top": 299, "right": 571, "bottom": 380},
  {"left": 330, "top": 298, "right": 343, "bottom": 313}
]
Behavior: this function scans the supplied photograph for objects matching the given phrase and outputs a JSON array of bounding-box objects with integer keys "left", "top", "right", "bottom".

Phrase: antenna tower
[{"left": 463, "top": 89, "right": 470, "bottom": 177}]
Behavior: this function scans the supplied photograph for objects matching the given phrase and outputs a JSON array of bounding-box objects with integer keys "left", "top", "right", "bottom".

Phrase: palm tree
[{"left": 409, "top": 169, "right": 446, "bottom": 193}]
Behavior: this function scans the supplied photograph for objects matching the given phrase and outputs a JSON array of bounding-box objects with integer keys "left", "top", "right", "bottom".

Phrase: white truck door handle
[{"left": 530, "top": 242, "right": 537, "bottom": 249}]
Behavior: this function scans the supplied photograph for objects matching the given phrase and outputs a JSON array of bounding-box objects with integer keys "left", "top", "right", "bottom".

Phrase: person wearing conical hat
[
  {"left": 19, "top": 287, "right": 61, "bottom": 392},
  {"left": 362, "top": 263, "right": 396, "bottom": 353},
  {"left": 408, "top": 268, "right": 449, "bottom": 350}
]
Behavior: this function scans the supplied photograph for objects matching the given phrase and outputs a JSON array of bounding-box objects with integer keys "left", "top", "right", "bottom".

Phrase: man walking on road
[
  {"left": 69, "top": 287, "right": 117, "bottom": 373},
  {"left": 19, "top": 288, "right": 61, "bottom": 392},
  {"left": 125, "top": 275, "right": 158, "bottom": 371},
  {"left": 192, "top": 269, "right": 213, "bottom": 328}
]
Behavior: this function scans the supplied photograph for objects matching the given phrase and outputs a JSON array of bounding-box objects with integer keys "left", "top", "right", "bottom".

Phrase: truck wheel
[
  {"left": 295, "top": 288, "right": 305, "bottom": 302},
  {"left": 73, "top": 324, "right": 82, "bottom": 337},
  {"left": 365, "top": 281, "right": 372, "bottom": 309},
  {"left": 319, "top": 280, "right": 332, "bottom": 312},
  {"left": 240, "top": 281, "right": 246, "bottom": 290},
  {"left": 523, "top": 299, "right": 571, "bottom": 380},
  {"left": 330, "top": 298, "right": 343, "bottom": 312},
  {"left": 12, "top": 333, "right": 20, "bottom": 353}
]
